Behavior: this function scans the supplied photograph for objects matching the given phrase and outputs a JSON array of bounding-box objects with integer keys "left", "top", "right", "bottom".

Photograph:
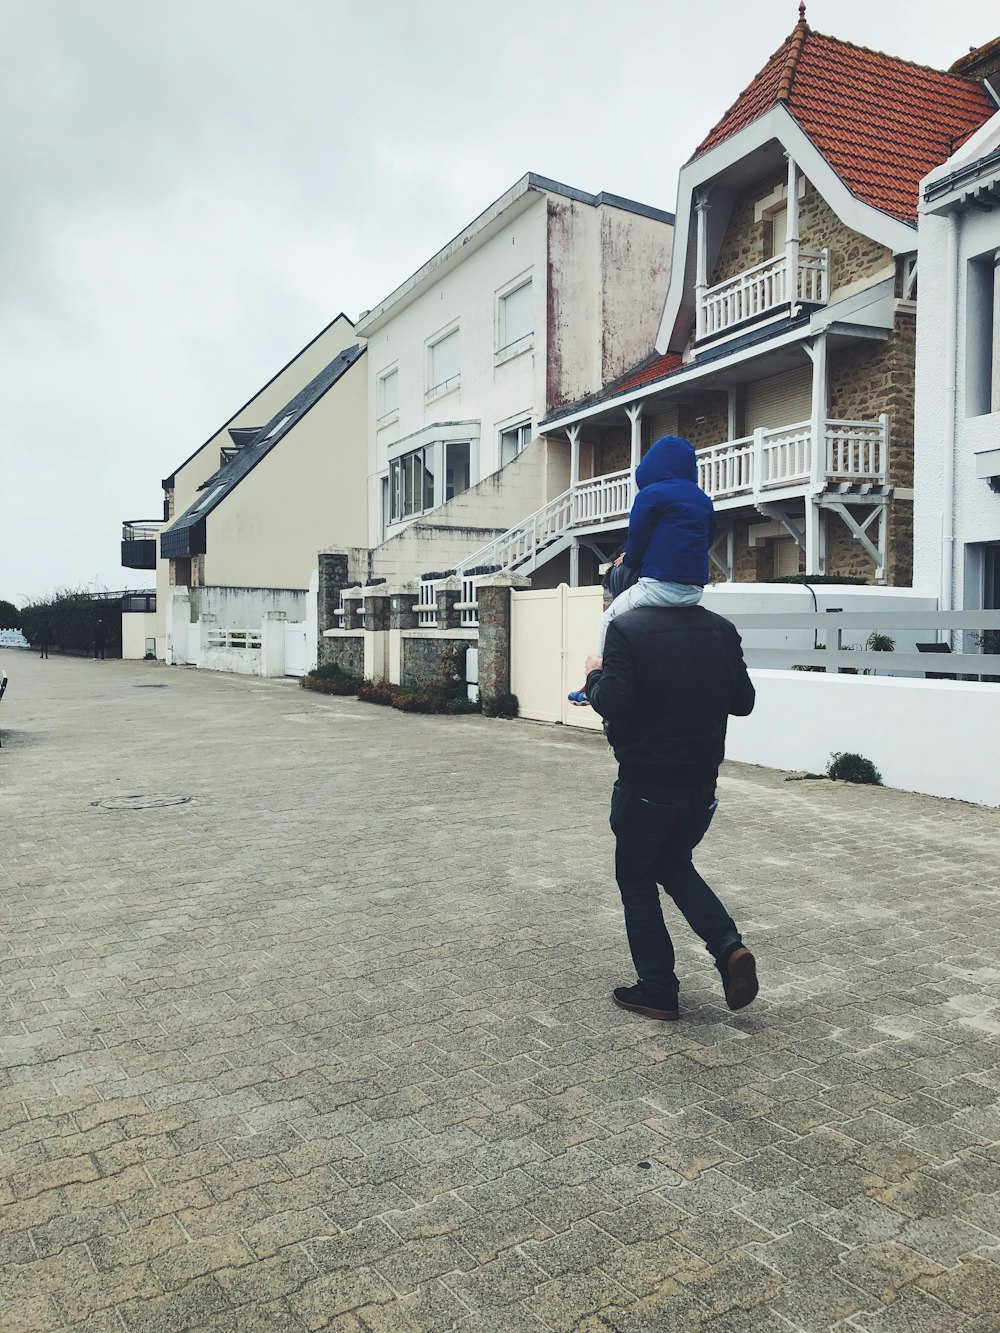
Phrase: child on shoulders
[{"left": 569, "top": 435, "right": 715, "bottom": 704}]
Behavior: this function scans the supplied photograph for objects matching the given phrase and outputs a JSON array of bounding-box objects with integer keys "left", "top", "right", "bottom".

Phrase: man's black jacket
[{"left": 586, "top": 605, "right": 755, "bottom": 787}]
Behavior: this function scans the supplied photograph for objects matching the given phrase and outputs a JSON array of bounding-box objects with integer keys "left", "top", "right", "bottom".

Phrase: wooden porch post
[
  {"left": 785, "top": 153, "right": 800, "bottom": 310},
  {"left": 805, "top": 333, "right": 827, "bottom": 575},
  {"left": 695, "top": 191, "right": 710, "bottom": 341},
  {"left": 625, "top": 403, "right": 643, "bottom": 504},
  {"left": 567, "top": 424, "right": 581, "bottom": 489}
]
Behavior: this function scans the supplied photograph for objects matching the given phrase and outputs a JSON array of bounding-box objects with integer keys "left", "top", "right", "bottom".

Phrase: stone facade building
[{"left": 524, "top": 13, "right": 996, "bottom": 590}]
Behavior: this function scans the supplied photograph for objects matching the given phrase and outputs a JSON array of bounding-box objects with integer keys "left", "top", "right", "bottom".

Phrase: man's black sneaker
[
  {"left": 723, "top": 946, "right": 759, "bottom": 1011},
  {"left": 612, "top": 984, "right": 680, "bottom": 1021}
]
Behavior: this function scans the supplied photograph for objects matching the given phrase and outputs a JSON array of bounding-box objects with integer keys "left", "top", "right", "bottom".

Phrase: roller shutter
[{"left": 745, "top": 365, "right": 812, "bottom": 432}]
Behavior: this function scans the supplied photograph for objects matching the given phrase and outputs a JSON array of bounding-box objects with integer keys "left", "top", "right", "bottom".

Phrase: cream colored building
[
  {"left": 123, "top": 314, "right": 367, "bottom": 672},
  {"left": 348, "top": 174, "right": 674, "bottom": 586}
]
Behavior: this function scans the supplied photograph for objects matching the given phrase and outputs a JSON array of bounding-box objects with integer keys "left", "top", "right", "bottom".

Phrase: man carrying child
[{"left": 579, "top": 436, "right": 760, "bottom": 1020}]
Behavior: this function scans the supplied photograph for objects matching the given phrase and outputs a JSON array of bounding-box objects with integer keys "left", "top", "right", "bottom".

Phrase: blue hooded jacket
[{"left": 623, "top": 436, "right": 716, "bottom": 585}]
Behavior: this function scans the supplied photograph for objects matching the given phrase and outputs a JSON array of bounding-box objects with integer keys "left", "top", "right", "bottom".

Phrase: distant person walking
[
  {"left": 93, "top": 617, "right": 107, "bottom": 661},
  {"left": 583, "top": 596, "right": 759, "bottom": 1021},
  {"left": 36, "top": 619, "right": 53, "bottom": 659}
]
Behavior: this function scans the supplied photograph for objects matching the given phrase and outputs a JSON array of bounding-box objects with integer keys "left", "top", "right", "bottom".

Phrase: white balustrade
[
  {"left": 205, "top": 628, "right": 262, "bottom": 650},
  {"left": 456, "top": 413, "right": 885, "bottom": 578},
  {"left": 699, "top": 249, "right": 829, "bottom": 339},
  {"left": 417, "top": 580, "right": 439, "bottom": 628},
  {"left": 825, "top": 416, "right": 887, "bottom": 482},
  {"left": 460, "top": 577, "right": 479, "bottom": 628}
]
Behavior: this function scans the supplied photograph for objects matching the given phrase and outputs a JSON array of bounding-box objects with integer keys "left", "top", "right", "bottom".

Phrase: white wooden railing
[
  {"left": 417, "top": 579, "right": 439, "bottom": 628},
  {"left": 205, "top": 628, "right": 262, "bottom": 650},
  {"left": 697, "top": 417, "right": 887, "bottom": 499},
  {"left": 455, "top": 415, "right": 885, "bottom": 577},
  {"left": 459, "top": 576, "right": 479, "bottom": 628},
  {"left": 699, "top": 248, "right": 829, "bottom": 339}
]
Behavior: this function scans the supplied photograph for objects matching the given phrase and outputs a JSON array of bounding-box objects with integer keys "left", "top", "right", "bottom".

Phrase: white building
[
  {"left": 914, "top": 104, "right": 1000, "bottom": 619},
  {"left": 349, "top": 174, "right": 674, "bottom": 585}
]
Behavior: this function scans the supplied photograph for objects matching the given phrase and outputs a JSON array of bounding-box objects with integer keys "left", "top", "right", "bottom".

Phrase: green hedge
[{"left": 20, "top": 589, "right": 123, "bottom": 656}]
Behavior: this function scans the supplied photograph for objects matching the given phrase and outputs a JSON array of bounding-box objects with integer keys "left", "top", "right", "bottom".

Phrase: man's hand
[{"left": 585, "top": 653, "right": 603, "bottom": 675}]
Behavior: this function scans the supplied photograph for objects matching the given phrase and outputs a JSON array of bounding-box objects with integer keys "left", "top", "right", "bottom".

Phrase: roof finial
[{"left": 798, "top": 1, "right": 806, "bottom": 20}]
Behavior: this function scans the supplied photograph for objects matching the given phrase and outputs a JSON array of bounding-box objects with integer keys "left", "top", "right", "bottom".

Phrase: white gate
[
  {"left": 186, "top": 620, "right": 201, "bottom": 667},
  {"left": 510, "top": 584, "right": 604, "bottom": 729},
  {"left": 284, "top": 621, "right": 308, "bottom": 677}
]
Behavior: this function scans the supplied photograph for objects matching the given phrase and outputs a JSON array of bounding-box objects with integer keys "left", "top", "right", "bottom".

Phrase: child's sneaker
[{"left": 567, "top": 688, "right": 589, "bottom": 706}]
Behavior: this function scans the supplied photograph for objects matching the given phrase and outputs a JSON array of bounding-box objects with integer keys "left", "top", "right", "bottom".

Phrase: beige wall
[
  {"left": 205, "top": 357, "right": 368, "bottom": 590},
  {"left": 122, "top": 612, "right": 158, "bottom": 660},
  {"left": 154, "top": 314, "right": 358, "bottom": 653}
]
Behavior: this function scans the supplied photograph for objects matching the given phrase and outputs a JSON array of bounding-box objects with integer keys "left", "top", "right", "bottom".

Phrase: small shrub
[
  {"left": 357, "top": 681, "right": 398, "bottom": 706},
  {"left": 826, "top": 751, "right": 883, "bottom": 785},
  {"left": 301, "top": 663, "right": 363, "bottom": 695},
  {"left": 481, "top": 691, "right": 519, "bottom": 719},
  {"left": 764, "top": 574, "right": 870, "bottom": 586},
  {"left": 865, "top": 632, "right": 895, "bottom": 652}
]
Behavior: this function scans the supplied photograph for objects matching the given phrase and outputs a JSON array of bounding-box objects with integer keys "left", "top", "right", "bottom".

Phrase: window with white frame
[
  {"left": 377, "top": 367, "right": 398, "bottom": 421},
  {"left": 389, "top": 445, "right": 436, "bottom": 522},
  {"left": 497, "top": 280, "right": 533, "bottom": 358},
  {"left": 445, "top": 442, "right": 471, "bottom": 501},
  {"left": 967, "top": 249, "right": 1000, "bottom": 417},
  {"left": 427, "top": 328, "right": 460, "bottom": 399},
  {"left": 499, "top": 420, "right": 531, "bottom": 467}
]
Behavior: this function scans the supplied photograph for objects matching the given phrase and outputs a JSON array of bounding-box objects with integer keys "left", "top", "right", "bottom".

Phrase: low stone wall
[
  {"left": 320, "top": 633, "right": 364, "bottom": 679},
  {"left": 401, "top": 635, "right": 469, "bottom": 685}
]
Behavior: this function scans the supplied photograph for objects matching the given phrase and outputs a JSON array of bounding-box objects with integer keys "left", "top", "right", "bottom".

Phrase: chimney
[{"left": 950, "top": 35, "right": 1000, "bottom": 102}]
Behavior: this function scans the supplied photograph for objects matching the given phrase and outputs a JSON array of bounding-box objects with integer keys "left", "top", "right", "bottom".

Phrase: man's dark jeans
[{"left": 609, "top": 778, "right": 741, "bottom": 1002}]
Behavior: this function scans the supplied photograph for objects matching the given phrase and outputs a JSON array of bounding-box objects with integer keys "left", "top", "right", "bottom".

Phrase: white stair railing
[{"left": 454, "top": 415, "right": 886, "bottom": 576}]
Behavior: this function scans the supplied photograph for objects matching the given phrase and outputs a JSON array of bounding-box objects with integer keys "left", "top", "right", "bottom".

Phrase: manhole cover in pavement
[
  {"left": 92, "top": 794, "right": 193, "bottom": 811},
  {"left": 133, "top": 683, "right": 168, "bottom": 688}
]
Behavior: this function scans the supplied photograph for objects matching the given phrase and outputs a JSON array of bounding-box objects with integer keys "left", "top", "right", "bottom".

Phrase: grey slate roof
[{"left": 161, "top": 343, "right": 365, "bottom": 559}]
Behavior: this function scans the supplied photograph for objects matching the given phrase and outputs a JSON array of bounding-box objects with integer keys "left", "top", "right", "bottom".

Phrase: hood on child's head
[{"left": 635, "top": 435, "right": 698, "bottom": 489}]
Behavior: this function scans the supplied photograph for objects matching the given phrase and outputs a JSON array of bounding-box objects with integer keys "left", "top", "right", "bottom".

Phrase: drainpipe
[{"left": 941, "top": 212, "right": 959, "bottom": 620}]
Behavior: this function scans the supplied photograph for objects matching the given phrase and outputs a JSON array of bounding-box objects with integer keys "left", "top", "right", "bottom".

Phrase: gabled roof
[
  {"left": 693, "top": 10, "right": 994, "bottom": 222},
  {"left": 162, "top": 313, "right": 355, "bottom": 488},
  {"left": 161, "top": 344, "right": 365, "bottom": 557}
]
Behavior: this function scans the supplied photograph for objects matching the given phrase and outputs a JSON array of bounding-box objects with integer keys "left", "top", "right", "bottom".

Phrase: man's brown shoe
[
  {"left": 723, "top": 947, "right": 758, "bottom": 1011},
  {"left": 613, "top": 984, "right": 680, "bottom": 1021}
]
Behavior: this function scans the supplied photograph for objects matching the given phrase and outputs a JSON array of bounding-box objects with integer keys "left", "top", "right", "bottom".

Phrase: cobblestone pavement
[{"left": 1, "top": 652, "right": 1000, "bottom": 1333}]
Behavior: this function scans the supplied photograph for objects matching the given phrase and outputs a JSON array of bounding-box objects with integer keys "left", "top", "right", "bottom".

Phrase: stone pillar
[
  {"left": 388, "top": 585, "right": 418, "bottom": 685},
  {"left": 261, "top": 612, "right": 286, "bottom": 678},
  {"left": 435, "top": 577, "right": 462, "bottom": 630},
  {"left": 166, "top": 590, "right": 190, "bottom": 666},
  {"left": 476, "top": 574, "right": 531, "bottom": 703},
  {"left": 363, "top": 587, "right": 391, "bottom": 682},
  {"left": 317, "top": 553, "right": 350, "bottom": 666},
  {"left": 342, "top": 593, "right": 364, "bottom": 632}
]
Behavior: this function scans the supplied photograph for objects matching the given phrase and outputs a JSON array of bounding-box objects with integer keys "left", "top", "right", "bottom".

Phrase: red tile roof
[
  {"left": 693, "top": 15, "right": 994, "bottom": 221},
  {"left": 614, "top": 351, "right": 682, "bottom": 394}
]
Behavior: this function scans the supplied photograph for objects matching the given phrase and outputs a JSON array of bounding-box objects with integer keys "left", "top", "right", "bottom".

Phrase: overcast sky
[{"left": 2, "top": 0, "right": 997, "bottom": 605}]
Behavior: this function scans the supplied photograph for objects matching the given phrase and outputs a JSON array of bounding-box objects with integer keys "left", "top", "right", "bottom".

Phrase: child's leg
[
  {"left": 595, "top": 580, "right": 704, "bottom": 654},
  {"left": 595, "top": 581, "right": 659, "bottom": 655}
]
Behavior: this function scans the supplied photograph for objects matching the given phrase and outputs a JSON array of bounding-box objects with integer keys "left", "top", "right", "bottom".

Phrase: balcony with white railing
[
  {"left": 455, "top": 415, "right": 887, "bottom": 577},
  {"left": 697, "top": 416, "right": 887, "bottom": 506},
  {"left": 697, "top": 248, "right": 829, "bottom": 341}
]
